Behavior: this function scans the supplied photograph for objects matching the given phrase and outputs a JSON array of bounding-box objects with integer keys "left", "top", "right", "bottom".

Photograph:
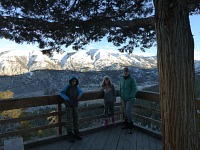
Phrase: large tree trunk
[{"left": 154, "top": 0, "right": 198, "bottom": 149}]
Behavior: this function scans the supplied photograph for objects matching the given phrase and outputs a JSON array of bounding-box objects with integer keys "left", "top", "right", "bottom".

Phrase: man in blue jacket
[
  {"left": 60, "top": 75, "right": 83, "bottom": 142},
  {"left": 120, "top": 67, "right": 137, "bottom": 134}
]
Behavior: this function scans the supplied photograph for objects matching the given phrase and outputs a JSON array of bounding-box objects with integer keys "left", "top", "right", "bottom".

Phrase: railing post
[
  {"left": 57, "top": 102, "right": 62, "bottom": 135},
  {"left": 119, "top": 97, "right": 124, "bottom": 121}
]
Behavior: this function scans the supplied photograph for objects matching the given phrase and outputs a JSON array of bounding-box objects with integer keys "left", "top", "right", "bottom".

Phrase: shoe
[
  {"left": 67, "top": 132, "right": 75, "bottom": 143},
  {"left": 129, "top": 129, "right": 133, "bottom": 134},
  {"left": 122, "top": 125, "right": 129, "bottom": 129},
  {"left": 128, "top": 122, "right": 134, "bottom": 134},
  {"left": 121, "top": 119, "right": 128, "bottom": 129},
  {"left": 74, "top": 133, "right": 82, "bottom": 140},
  {"left": 111, "top": 116, "right": 115, "bottom": 125},
  {"left": 104, "top": 118, "right": 108, "bottom": 127}
]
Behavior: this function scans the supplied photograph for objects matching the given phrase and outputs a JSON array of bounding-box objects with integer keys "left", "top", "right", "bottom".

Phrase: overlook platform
[
  {"left": 26, "top": 125, "right": 162, "bottom": 150},
  {"left": 0, "top": 90, "right": 199, "bottom": 150}
]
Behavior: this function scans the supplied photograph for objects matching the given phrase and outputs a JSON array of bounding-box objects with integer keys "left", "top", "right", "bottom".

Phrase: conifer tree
[{"left": 0, "top": 0, "right": 199, "bottom": 149}]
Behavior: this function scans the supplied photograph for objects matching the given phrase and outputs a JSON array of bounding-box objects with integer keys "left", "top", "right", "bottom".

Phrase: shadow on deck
[{"left": 25, "top": 124, "right": 162, "bottom": 150}]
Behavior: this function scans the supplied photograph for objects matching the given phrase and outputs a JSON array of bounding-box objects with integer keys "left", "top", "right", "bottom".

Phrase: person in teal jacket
[
  {"left": 60, "top": 75, "right": 83, "bottom": 142},
  {"left": 120, "top": 67, "right": 137, "bottom": 134}
]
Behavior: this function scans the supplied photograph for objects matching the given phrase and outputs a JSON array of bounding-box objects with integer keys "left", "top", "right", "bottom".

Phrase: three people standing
[
  {"left": 120, "top": 67, "right": 137, "bottom": 134},
  {"left": 60, "top": 66, "right": 137, "bottom": 144}
]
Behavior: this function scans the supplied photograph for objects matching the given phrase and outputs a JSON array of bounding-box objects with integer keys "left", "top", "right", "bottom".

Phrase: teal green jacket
[{"left": 120, "top": 75, "right": 137, "bottom": 101}]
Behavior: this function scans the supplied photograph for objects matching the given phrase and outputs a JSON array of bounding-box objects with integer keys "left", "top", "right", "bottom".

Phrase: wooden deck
[{"left": 25, "top": 125, "right": 162, "bottom": 150}]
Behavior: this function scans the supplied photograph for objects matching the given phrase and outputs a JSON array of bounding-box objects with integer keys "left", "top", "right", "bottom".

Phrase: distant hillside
[
  {"left": 0, "top": 68, "right": 159, "bottom": 98},
  {"left": 143, "top": 74, "right": 200, "bottom": 98}
]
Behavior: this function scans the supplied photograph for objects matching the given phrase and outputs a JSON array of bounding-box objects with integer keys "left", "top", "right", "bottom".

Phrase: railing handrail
[
  {"left": 0, "top": 90, "right": 162, "bottom": 111},
  {"left": 0, "top": 90, "right": 109, "bottom": 111},
  {"left": 1, "top": 90, "right": 199, "bottom": 111}
]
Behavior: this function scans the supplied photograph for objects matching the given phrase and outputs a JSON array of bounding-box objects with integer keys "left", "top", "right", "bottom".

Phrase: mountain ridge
[
  {"left": 0, "top": 49, "right": 157, "bottom": 75},
  {"left": 0, "top": 49, "right": 200, "bottom": 98}
]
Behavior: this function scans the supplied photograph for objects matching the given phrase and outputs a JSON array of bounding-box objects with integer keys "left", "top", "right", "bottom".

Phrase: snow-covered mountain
[
  {"left": 0, "top": 49, "right": 157, "bottom": 75},
  {"left": 0, "top": 49, "right": 61, "bottom": 75},
  {"left": 0, "top": 49, "right": 199, "bottom": 98},
  {"left": 64, "top": 49, "right": 157, "bottom": 71}
]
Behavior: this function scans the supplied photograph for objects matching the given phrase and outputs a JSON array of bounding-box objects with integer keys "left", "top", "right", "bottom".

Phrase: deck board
[
  {"left": 143, "top": 132, "right": 152, "bottom": 150},
  {"left": 25, "top": 125, "right": 162, "bottom": 150},
  {"left": 103, "top": 127, "right": 118, "bottom": 150}
]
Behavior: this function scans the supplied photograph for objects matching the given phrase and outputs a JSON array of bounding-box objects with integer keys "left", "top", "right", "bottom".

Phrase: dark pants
[
  {"left": 104, "top": 101, "right": 114, "bottom": 118},
  {"left": 66, "top": 106, "right": 79, "bottom": 133}
]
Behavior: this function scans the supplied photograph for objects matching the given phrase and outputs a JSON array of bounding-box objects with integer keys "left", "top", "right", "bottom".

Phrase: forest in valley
[{"left": 143, "top": 74, "right": 200, "bottom": 98}]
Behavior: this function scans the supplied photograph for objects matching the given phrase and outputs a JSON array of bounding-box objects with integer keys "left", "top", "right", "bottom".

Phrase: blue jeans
[{"left": 122, "top": 100, "right": 135, "bottom": 123}]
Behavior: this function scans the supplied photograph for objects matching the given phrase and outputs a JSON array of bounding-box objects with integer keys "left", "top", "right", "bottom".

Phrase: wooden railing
[{"left": 0, "top": 91, "right": 199, "bottom": 148}]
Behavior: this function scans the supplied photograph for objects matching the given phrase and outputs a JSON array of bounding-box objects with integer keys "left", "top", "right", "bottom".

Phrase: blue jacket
[{"left": 59, "top": 75, "right": 83, "bottom": 107}]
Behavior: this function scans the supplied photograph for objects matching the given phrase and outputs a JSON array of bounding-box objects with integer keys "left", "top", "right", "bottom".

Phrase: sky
[{"left": 0, "top": 15, "right": 200, "bottom": 59}]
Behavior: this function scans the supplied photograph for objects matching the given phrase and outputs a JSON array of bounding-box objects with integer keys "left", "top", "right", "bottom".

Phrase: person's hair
[
  {"left": 124, "top": 67, "right": 129, "bottom": 72},
  {"left": 69, "top": 78, "right": 78, "bottom": 85},
  {"left": 101, "top": 76, "right": 113, "bottom": 87}
]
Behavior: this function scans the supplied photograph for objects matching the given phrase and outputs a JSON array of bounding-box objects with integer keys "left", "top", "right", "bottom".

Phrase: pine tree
[{"left": 1, "top": 1, "right": 200, "bottom": 149}]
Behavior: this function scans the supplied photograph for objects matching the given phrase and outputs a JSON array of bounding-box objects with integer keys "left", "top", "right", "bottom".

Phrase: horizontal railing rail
[{"left": 0, "top": 90, "right": 199, "bottom": 148}]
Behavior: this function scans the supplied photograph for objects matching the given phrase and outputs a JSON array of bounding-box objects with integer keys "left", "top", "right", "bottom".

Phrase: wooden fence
[{"left": 0, "top": 90, "right": 199, "bottom": 147}]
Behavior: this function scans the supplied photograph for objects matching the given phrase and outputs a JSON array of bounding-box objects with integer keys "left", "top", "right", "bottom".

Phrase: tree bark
[{"left": 154, "top": 0, "right": 198, "bottom": 149}]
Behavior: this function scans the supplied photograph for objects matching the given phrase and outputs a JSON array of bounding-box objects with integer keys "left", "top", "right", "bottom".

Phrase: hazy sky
[{"left": 0, "top": 15, "right": 199, "bottom": 59}]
